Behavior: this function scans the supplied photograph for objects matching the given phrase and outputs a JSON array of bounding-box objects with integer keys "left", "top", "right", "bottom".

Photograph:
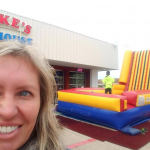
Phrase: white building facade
[{"left": 0, "top": 10, "right": 118, "bottom": 89}]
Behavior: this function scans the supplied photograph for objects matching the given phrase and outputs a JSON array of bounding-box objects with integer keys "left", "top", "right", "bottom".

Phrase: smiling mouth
[{"left": 0, "top": 126, "right": 21, "bottom": 134}]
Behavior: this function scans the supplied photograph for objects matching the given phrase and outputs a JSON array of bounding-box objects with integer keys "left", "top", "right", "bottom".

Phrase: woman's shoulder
[{"left": 18, "top": 138, "right": 39, "bottom": 150}]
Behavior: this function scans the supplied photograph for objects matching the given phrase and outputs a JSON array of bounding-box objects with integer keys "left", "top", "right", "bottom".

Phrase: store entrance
[
  {"left": 52, "top": 65, "right": 90, "bottom": 89},
  {"left": 69, "top": 71, "right": 86, "bottom": 89},
  {"left": 55, "top": 70, "right": 64, "bottom": 90}
]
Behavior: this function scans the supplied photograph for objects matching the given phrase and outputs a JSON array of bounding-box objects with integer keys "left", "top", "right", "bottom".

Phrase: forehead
[
  {"left": 0, "top": 55, "right": 39, "bottom": 83},
  {"left": 0, "top": 54, "right": 34, "bottom": 70}
]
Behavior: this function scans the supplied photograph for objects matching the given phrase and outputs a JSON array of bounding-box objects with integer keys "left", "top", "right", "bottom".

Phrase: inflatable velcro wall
[{"left": 57, "top": 50, "right": 150, "bottom": 134}]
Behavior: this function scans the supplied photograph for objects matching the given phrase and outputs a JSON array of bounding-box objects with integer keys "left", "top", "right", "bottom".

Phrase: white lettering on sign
[
  {"left": 146, "top": 97, "right": 150, "bottom": 102},
  {"left": 138, "top": 96, "right": 145, "bottom": 106}
]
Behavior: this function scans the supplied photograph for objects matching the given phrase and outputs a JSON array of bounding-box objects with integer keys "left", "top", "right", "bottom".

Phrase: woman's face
[{"left": 0, "top": 55, "right": 40, "bottom": 150}]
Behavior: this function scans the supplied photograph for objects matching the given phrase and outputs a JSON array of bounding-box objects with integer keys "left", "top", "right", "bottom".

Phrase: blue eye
[{"left": 20, "top": 91, "right": 30, "bottom": 96}]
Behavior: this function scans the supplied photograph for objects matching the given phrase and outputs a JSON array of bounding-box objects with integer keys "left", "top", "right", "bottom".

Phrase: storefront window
[
  {"left": 55, "top": 70, "right": 64, "bottom": 90},
  {"left": 69, "top": 72, "right": 85, "bottom": 88}
]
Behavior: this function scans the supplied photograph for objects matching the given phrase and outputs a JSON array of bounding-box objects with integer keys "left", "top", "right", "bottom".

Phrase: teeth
[
  {"left": 7, "top": 126, "right": 11, "bottom": 132},
  {"left": 2, "top": 126, "right": 6, "bottom": 133},
  {"left": 0, "top": 126, "right": 19, "bottom": 134}
]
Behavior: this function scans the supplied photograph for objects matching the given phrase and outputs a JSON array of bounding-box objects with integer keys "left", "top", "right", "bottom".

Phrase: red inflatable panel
[
  {"left": 122, "top": 91, "right": 137, "bottom": 106},
  {"left": 134, "top": 90, "right": 150, "bottom": 94},
  {"left": 127, "top": 104, "right": 136, "bottom": 110}
]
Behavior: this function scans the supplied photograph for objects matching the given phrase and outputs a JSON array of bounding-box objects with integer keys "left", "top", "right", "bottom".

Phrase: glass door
[
  {"left": 69, "top": 71, "right": 86, "bottom": 89},
  {"left": 55, "top": 70, "right": 64, "bottom": 90}
]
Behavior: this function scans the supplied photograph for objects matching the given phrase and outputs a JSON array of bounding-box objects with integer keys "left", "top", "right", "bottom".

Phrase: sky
[{"left": 1, "top": 0, "right": 150, "bottom": 79}]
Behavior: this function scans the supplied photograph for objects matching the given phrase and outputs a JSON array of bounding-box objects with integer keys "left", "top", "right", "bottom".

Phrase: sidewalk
[{"left": 63, "top": 126, "right": 150, "bottom": 150}]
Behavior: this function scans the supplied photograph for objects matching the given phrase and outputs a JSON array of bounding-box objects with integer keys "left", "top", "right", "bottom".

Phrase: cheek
[{"left": 19, "top": 98, "right": 40, "bottom": 123}]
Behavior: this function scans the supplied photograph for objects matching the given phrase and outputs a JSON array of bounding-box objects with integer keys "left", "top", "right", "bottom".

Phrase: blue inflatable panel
[
  {"left": 57, "top": 101, "right": 150, "bottom": 130},
  {"left": 120, "top": 126, "right": 141, "bottom": 135}
]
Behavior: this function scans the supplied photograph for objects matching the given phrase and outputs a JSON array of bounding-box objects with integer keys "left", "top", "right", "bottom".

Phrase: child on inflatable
[{"left": 102, "top": 71, "right": 115, "bottom": 94}]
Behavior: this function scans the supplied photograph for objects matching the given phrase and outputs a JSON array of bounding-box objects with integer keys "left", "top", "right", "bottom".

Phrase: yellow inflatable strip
[
  {"left": 136, "top": 94, "right": 150, "bottom": 106},
  {"left": 142, "top": 50, "right": 149, "bottom": 90},
  {"left": 128, "top": 52, "right": 137, "bottom": 91},
  {"left": 124, "top": 100, "right": 127, "bottom": 110},
  {"left": 78, "top": 89, "right": 124, "bottom": 95},
  {"left": 136, "top": 51, "right": 144, "bottom": 90},
  {"left": 112, "top": 90, "right": 124, "bottom": 95},
  {"left": 58, "top": 91, "right": 121, "bottom": 112},
  {"left": 132, "top": 52, "right": 140, "bottom": 90},
  {"left": 148, "top": 56, "right": 150, "bottom": 90},
  {"left": 119, "top": 50, "right": 133, "bottom": 84},
  {"left": 140, "top": 51, "right": 147, "bottom": 90},
  {"left": 76, "top": 90, "right": 105, "bottom": 93},
  {"left": 144, "top": 51, "right": 150, "bottom": 90},
  {"left": 112, "top": 84, "right": 125, "bottom": 90}
]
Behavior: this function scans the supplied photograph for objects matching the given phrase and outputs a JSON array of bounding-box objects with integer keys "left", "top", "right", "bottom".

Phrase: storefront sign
[
  {"left": 77, "top": 68, "right": 82, "bottom": 72},
  {"left": 0, "top": 32, "right": 32, "bottom": 44},
  {"left": 0, "top": 14, "right": 32, "bottom": 34}
]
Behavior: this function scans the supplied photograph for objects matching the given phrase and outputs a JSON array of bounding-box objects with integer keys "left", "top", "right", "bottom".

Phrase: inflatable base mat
[{"left": 57, "top": 101, "right": 150, "bottom": 130}]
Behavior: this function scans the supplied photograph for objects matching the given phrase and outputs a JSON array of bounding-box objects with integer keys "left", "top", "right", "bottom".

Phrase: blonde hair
[{"left": 0, "top": 41, "right": 65, "bottom": 150}]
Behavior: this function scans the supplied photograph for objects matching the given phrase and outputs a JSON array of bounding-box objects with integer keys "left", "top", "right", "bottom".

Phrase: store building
[{"left": 0, "top": 10, "right": 118, "bottom": 90}]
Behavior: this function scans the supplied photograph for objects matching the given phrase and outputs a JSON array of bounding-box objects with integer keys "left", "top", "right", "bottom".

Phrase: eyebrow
[
  {"left": 15, "top": 84, "right": 39, "bottom": 91},
  {"left": 0, "top": 84, "right": 39, "bottom": 92}
]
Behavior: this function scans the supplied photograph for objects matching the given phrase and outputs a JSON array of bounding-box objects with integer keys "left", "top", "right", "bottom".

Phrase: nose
[{"left": 0, "top": 95, "right": 18, "bottom": 120}]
